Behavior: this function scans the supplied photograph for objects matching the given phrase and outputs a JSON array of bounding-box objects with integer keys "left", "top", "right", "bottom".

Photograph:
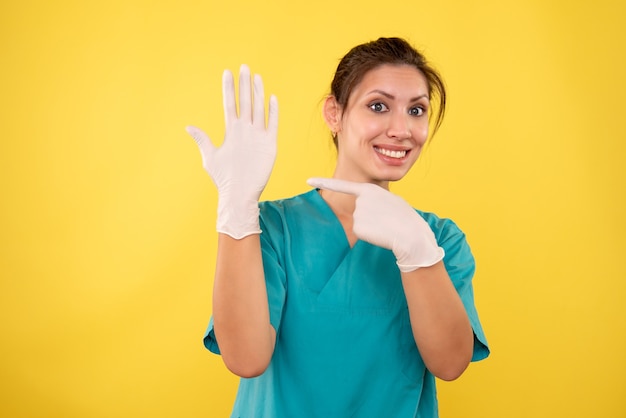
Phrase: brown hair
[{"left": 329, "top": 37, "right": 447, "bottom": 146}]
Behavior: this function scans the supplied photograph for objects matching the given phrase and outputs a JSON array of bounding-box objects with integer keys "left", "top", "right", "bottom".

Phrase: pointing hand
[{"left": 307, "top": 177, "right": 444, "bottom": 272}]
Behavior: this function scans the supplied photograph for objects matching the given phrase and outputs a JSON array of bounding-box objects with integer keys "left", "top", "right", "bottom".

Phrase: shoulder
[
  {"left": 416, "top": 209, "right": 468, "bottom": 245},
  {"left": 259, "top": 190, "right": 317, "bottom": 220},
  {"left": 260, "top": 189, "right": 316, "bottom": 211},
  {"left": 258, "top": 189, "right": 320, "bottom": 237},
  {"left": 417, "top": 209, "right": 475, "bottom": 279}
]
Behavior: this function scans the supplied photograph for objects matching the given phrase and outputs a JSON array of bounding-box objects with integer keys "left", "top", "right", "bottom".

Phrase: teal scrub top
[{"left": 204, "top": 189, "right": 489, "bottom": 418}]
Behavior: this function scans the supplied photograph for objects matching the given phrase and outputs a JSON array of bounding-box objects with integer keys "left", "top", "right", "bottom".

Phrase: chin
[
  {"left": 372, "top": 162, "right": 415, "bottom": 182},
  {"left": 387, "top": 176, "right": 406, "bottom": 183},
  {"left": 377, "top": 169, "right": 410, "bottom": 183}
]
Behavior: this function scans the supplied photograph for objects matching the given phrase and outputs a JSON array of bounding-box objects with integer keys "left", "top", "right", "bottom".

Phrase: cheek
[
  {"left": 355, "top": 118, "right": 385, "bottom": 138},
  {"left": 413, "top": 123, "right": 429, "bottom": 144},
  {"left": 342, "top": 110, "right": 382, "bottom": 136}
]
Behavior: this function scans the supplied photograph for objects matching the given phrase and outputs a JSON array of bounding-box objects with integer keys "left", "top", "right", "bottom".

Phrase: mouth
[{"left": 374, "top": 146, "right": 409, "bottom": 159}]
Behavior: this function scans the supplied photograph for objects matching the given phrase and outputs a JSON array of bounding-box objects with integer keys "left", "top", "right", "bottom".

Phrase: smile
[{"left": 374, "top": 146, "right": 407, "bottom": 159}]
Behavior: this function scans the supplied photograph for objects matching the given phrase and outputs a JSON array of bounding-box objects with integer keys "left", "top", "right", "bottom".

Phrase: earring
[{"left": 331, "top": 131, "right": 337, "bottom": 139}]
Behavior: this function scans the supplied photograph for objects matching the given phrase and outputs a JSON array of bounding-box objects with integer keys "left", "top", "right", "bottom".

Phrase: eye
[
  {"left": 409, "top": 106, "right": 425, "bottom": 116},
  {"left": 369, "top": 102, "right": 388, "bottom": 113}
]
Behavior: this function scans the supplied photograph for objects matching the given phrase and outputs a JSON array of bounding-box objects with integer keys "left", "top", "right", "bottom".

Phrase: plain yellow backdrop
[{"left": 1, "top": 0, "right": 625, "bottom": 417}]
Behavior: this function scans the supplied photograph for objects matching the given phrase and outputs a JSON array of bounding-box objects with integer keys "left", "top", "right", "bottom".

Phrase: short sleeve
[
  {"left": 423, "top": 213, "right": 490, "bottom": 362},
  {"left": 203, "top": 202, "right": 288, "bottom": 355},
  {"left": 258, "top": 202, "right": 288, "bottom": 335},
  {"left": 203, "top": 316, "right": 219, "bottom": 354}
]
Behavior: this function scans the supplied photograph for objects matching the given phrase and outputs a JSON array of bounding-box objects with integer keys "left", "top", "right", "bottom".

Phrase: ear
[{"left": 322, "top": 95, "right": 342, "bottom": 134}]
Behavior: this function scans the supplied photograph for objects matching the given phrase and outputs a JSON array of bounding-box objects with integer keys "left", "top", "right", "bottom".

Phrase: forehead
[{"left": 354, "top": 64, "right": 429, "bottom": 95}]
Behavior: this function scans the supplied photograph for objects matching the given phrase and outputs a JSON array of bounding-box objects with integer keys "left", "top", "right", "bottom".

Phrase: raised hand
[
  {"left": 187, "top": 65, "right": 279, "bottom": 239},
  {"left": 307, "top": 178, "right": 444, "bottom": 272}
]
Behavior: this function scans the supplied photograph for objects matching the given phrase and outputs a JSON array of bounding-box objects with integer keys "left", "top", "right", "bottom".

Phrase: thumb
[
  {"left": 306, "top": 177, "right": 366, "bottom": 196},
  {"left": 186, "top": 125, "right": 215, "bottom": 159}
]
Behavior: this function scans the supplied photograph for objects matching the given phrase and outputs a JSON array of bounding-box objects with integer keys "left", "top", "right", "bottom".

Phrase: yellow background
[{"left": 1, "top": 0, "right": 625, "bottom": 416}]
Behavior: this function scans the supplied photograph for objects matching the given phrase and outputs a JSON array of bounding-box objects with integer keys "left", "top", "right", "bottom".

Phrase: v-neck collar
[{"left": 306, "top": 188, "right": 361, "bottom": 250}]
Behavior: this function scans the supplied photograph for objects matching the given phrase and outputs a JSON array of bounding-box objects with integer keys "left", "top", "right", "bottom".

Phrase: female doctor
[{"left": 187, "top": 37, "right": 489, "bottom": 417}]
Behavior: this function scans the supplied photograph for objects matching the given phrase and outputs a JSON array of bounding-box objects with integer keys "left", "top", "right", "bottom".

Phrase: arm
[
  {"left": 187, "top": 65, "right": 279, "bottom": 377},
  {"left": 213, "top": 233, "right": 276, "bottom": 377},
  {"left": 401, "top": 261, "right": 473, "bottom": 381}
]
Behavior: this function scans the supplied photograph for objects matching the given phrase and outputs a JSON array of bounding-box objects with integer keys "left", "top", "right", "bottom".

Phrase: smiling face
[{"left": 324, "top": 64, "right": 431, "bottom": 188}]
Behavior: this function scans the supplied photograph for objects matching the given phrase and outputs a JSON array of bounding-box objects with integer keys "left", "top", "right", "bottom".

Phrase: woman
[{"left": 187, "top": 37, "right": 489, "bottom": 418}]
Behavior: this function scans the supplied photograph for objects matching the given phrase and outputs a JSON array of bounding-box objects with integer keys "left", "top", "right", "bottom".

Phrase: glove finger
[
  {"left": 253, "top": 73, "right": 265, "bottom": 126},
  {"left": 267, "top": 95, "right": 279, "bottom": 136},
  {"left": 306, "top": 177, "right": 366, "bottom": 196},
  {"left": 186, "top": 125, "right": 216, "bottom": 160},
  {"left": 222, "top": 69, "right": 237, "bottom": 124},
  {"left": 238, "top": 64, "right": 252, "bottom": 122}
]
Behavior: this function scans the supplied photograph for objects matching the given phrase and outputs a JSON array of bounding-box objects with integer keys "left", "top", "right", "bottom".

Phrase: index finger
[{"left": 306, "top": 177, "right": 366, "bottom": 196}]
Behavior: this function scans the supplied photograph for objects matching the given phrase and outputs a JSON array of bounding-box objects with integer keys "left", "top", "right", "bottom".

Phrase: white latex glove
[
  {"left": 186, "top": 65, "right": 278, "bottom": 239},
  {"left": 307, "top": 178, "right": 445, "bottom": 272}
]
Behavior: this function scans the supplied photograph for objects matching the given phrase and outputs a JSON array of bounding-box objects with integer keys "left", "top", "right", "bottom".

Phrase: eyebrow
[{"left": 367, "top": 89, "right": 429, "bottom": 101}]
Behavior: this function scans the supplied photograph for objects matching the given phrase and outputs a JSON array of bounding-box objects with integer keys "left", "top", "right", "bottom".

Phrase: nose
[{"left": 386, "top": 112, "right": 412, "bottom": 140}]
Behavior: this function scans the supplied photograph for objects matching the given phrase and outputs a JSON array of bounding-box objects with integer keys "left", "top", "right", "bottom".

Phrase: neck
[
  {"left": 318, "top": 188, "right": 355, "bottom": 216},
  {"left": 331, "top": 166, "right": 391, "bottom": 190}
]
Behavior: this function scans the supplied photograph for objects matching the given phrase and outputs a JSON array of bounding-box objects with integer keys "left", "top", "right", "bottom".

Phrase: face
[{"left": 326, "top": 64, "right": 430, "bottom": 187}]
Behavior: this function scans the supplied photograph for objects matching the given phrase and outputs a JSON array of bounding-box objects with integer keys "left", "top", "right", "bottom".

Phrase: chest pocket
[{"left": 312, "top": 241, "right": 406, "bottom": 314}]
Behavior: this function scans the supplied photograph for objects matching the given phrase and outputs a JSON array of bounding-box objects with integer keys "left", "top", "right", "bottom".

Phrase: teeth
[{"left": 375, "top": 147, "right": 407, "bottom": 158}]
